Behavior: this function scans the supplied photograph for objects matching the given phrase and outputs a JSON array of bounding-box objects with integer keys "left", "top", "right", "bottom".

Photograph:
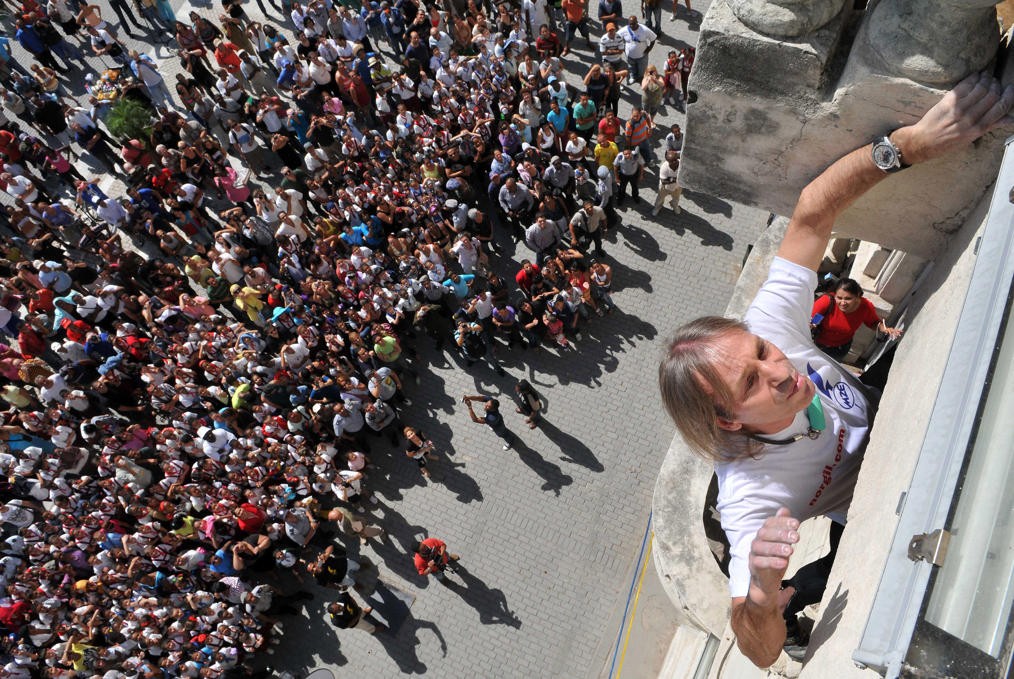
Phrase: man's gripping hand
[
  {"left": 896, "top": 71, "right": 1014, "bottom": 166},
  {"left": 747, "top": 507, "right": 800, "bottom": 608},
  {"left": 730, "top": 508, "right": 801, "bottom": 668}
]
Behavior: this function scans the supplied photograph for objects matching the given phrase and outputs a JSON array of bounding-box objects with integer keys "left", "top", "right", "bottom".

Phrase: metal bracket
[{"left": 908, "top": 529, "right": 951, "bottom": 566}]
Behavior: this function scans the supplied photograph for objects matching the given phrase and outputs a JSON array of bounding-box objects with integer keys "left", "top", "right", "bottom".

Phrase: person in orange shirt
[
  {"left": 212, "top": 38, "right": 242, "bottom": 75},
  {"left": 561, "top": 0, "right": 591, "bottom": 54}
]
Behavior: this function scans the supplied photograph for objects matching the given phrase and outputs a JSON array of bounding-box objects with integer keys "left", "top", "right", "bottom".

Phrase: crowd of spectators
[{"left": 0, "top": 0, "right": 691, "bottom": 674}]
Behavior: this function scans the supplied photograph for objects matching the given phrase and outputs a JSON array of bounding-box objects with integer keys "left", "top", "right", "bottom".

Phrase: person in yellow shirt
[
  {"left": 230, "top": 284, "right": 265, "bottom": 325},
  {"left": 593, "top": 133, "right": 619, "bottom": 173}
]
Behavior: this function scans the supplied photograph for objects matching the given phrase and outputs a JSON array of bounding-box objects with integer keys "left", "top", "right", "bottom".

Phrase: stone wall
[{"left": 679, "top": 0, "right": 1007, "bottom": 259}]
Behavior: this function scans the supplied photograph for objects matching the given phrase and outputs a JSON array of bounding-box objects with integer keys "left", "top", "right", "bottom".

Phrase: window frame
[{"left": 853, "top": 136, "right": 1014, "bottom": 677}]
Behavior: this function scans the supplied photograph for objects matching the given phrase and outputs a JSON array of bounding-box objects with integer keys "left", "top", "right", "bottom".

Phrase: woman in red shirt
[
  {"left": 810, "top": 278, "right": 902, "bottom": 360},
  {"left": 233, "top": 503, "right": 266, "bottom": 534}
]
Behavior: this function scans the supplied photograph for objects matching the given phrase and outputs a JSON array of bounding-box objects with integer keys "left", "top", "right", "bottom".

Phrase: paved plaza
[{"left": 1, "top": 0, "right": 768, "bottom": 674}]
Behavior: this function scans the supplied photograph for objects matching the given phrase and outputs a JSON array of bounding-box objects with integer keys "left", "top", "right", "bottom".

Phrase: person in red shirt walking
[
  {"left": 412, "top": 537, "right": 460, "bottom": 581},
  {"left": 810, "top": 278, "right": 902, "bottom": 361}
]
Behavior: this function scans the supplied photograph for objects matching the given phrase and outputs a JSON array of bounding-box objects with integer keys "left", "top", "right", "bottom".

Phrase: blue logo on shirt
[{"left": 807, "top": 363, "right": 857, "bottom": 410}]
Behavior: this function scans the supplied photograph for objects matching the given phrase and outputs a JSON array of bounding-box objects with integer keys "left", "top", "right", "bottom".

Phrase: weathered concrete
[
  {"left": 861, "top": 0, "right": 999, "bottom": 86},
  {"left": 728, "top": 0, "right": 847, "bottom": 38},
  {"left": 687, "top": 0, "right": 850, "bottom": 97},
  {"left": 652, "top": 445, "right": 732, "bottom": 637},
  {"left": 680, "top": 1, "right": 1008, "bottom": 260},
  {"left": 867, "top": 250, "right": 927, "bottom": 305}
]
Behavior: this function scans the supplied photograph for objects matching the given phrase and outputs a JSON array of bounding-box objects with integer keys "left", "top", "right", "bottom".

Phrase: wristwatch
[{"left": 871, "top": 135, "right": 909, "bottom": 173}]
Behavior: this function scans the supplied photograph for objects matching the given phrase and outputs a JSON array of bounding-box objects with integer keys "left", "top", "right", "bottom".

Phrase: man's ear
[{"left": 716, "top": 416, "right": 742, "bottom": 432}]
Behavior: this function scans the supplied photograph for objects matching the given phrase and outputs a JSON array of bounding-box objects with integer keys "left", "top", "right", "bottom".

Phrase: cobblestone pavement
[{"left": 4, "top": 0, "right": 767, "bottom": 675}]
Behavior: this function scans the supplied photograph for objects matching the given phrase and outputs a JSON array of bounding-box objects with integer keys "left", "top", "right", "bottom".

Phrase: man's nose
[{"left": 759, "top": 360, "right": 792, "bottom": 390}]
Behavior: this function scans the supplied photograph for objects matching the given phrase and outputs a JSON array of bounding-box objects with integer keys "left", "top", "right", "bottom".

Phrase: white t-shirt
[
  {"left": 717, "top": 257, "right": 872, "bottom": 598},
  {"left": 622, "top": 24, "right": 657, "bottom": 60},
  {"left": 451, "top": 237, "right": 480, "bottom": 273}
]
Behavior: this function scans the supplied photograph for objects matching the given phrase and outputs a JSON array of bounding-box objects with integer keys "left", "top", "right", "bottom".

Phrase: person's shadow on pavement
[
  {"left": 513, "top": 440, "right": 574, "bottom": 495},
  {"left": 439, "top": 563, "right": 522, "bottom": 629},
  {"left": 430, "top": 456, "right": 484, "bottom": 504},
  {"left": 374, "top": 613, "right": 446, "bottom": 674},
  {"left": 537, "top": 419, "right": 604, "bottom": 472}
]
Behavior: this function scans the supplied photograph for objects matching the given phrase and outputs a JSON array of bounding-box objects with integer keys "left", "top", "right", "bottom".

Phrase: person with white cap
[
  {"left": 36, "top": 261, "right": 72, "bottom": 294},
  {"left": 543, "top": 154, "right": 575, "bottom": 195}
]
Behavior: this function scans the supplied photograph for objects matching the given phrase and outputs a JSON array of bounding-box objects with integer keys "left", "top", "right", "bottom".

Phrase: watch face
[{"left": 872, "top": 140, "right": 899, "bottom": 170}]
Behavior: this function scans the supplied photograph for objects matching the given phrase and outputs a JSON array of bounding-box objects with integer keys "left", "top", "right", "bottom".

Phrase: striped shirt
[{"left": 626, "top": 115, "right": 651, "bottom": 147}]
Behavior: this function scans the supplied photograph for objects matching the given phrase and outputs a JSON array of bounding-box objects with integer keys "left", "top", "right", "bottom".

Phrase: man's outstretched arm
[{"left": 778, "top": 72, "right": 1014, "bottom": 273}]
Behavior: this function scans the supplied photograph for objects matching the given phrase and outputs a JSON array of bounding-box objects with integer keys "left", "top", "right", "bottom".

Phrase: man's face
[
  {"left": 709, "top": 330, "right": 815, "bottom": 434},
  {"left": 629, "top": 16, "right": 639, "bottom": 29}
]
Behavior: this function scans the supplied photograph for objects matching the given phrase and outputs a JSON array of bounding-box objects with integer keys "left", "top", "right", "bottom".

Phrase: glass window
[
  {"left": 922, "top": 303, "right": 1014, "bottom": 657},
  {"left": 902, "top": 288, "right": 1014, "bottom": 678}
]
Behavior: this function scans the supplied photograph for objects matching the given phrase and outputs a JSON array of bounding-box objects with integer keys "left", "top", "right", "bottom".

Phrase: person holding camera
[
  {"left": 463, "top": 394, "right": 517, "bottom": 450},
  {"left": 412, "top": 536, "right": 460, "bottom": 581},
  {"left": 455, "top": 319, "right": 505, "bottom": 376}
]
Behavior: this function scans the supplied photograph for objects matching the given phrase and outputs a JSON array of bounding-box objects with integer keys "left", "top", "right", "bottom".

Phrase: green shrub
[{"left": 105, "top": 96, "right": 154, "bottom": 144}]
